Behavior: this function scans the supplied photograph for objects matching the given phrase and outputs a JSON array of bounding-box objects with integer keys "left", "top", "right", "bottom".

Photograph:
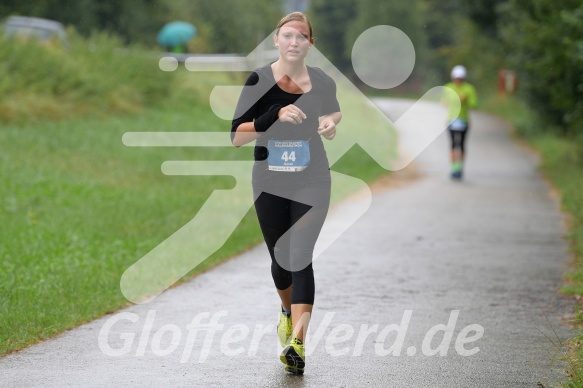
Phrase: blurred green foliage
[
  {"left": 499, "top": 0, "right": 583, "bottom": 140},
  {"left": 309, "top": 0, "right": 583, "bottom": 146},
  {"left": 309, "top": 0, "right": 357, "bottom": 72},
  {"left": 2, "top": 0, "right": 580, "bottom": 142},
  {"left": 0, "top": 29, "right": 173, "bottom": 123},
  {"left": 0, "top": 0, "right": 284, "bottom": 52},
  {"left": 0, "top": 0, "right": 170, "bottom": 45}
]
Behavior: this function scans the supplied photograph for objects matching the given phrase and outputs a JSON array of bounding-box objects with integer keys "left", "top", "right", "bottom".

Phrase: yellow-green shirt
[{"left": 443, "top": 82, "right": 478, "bottom": 122}]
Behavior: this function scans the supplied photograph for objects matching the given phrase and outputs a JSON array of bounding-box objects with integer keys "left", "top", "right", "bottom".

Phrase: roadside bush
[{"left": 0, "top": 29, "right": 173, "bottom": 123}]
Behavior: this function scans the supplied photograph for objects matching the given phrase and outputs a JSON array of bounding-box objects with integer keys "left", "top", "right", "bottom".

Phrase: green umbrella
[{"left": 157, "top": 21, "right": 197, "bottom": 48}]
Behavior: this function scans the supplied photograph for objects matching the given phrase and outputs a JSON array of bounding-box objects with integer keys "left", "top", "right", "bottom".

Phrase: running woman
[
  {"left": 443, "top": 65, "right": 478, "bottom": 180},
  {"left": 231, "top": 12, "right": 341, "bottom": 375}
]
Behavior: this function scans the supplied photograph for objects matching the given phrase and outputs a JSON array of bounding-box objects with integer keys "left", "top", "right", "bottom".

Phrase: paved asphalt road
[{"left": 0, "top": 99, "right": 575, "bottom": 387}]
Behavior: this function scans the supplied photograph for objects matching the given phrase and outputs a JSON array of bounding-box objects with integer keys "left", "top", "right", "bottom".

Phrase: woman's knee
[{"left": 271, "top": 261, "right": 292, "bottom": 290}]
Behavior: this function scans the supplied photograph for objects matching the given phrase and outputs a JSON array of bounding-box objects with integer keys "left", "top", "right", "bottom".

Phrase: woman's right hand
[{"left": 278, "top": 104, "right": 307, "bottom": 125}]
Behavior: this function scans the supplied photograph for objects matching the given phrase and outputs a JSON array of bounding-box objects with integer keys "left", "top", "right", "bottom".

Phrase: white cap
[{"left": 451, "top": 65, "right": 467, "bottom": 79}]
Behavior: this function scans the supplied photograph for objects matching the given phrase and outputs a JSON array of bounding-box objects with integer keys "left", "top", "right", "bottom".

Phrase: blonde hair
[{"left": 276, "top": 12, "right": 313, "bottom": 39}]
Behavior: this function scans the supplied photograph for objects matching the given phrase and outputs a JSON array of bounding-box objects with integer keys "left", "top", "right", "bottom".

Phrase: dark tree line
[
  {"left": 0, "top": 0, "right": 169, "bottom": 44},
  {"left": 499, "top": 0, "right": 583, "bottom": 137}
]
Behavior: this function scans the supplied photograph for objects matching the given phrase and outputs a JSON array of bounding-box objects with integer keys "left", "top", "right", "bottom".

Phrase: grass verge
[{"left": 482, "top": 93, "right": 583, "bottom": 386}]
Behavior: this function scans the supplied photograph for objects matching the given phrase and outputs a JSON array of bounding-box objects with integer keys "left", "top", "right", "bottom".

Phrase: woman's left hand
[{"left": 318, "top": 119, "right": 336, "bottom": 140}]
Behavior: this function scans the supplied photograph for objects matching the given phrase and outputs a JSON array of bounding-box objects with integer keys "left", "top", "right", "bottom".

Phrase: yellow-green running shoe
[
  {"left": 277, "top": 311, "right": 292, "bottom": 347},
  {"left": 280, "top": 338, "right": 305, "bottom": 375}
]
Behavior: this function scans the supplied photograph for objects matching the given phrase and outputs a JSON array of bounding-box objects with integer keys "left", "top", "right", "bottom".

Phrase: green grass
[
  {"left": 538, "top": 136, "right": 583, "bottom": 388},
  {"left": 535, "top": 134, "right": 583, "bottom": 387},
  {"left": 532, "top": 134, "right": 583, "bottom": 387},
  {"left": 0, "top": 101, "right": 253, "bottom": 354},
  {"left": 482, "top": 93, "right": 583, "bottom": 387}
]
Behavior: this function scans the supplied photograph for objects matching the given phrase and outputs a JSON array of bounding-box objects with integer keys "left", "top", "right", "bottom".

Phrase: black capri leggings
[
  {"left": 448, "top": 128, "right": 469, "bottom": 153},
  {"left": 253, "top": 185, "right": 330, "bottom": 305}
]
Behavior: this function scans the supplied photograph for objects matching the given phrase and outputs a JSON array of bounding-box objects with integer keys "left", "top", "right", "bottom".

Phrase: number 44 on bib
[{"left": 267, "top": 140, "right": 311, "bottom": 172}]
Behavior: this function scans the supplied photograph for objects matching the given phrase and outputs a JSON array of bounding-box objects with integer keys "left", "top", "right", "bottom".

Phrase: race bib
[
  {"left": 267, "top": 140, "right": 310, "bottom": 172},
  {"left": 449, "top": 118, "right": 468, "bottom": 131}
]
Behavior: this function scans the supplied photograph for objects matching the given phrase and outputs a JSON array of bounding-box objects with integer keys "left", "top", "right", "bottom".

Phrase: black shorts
[{"left": 448, "top": 128, "right": 469, "bottom": 152}]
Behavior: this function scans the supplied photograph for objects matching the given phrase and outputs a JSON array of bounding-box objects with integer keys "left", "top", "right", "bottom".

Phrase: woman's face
[{"left": 274, "top": 21, "right": 313, "bottom": 62}]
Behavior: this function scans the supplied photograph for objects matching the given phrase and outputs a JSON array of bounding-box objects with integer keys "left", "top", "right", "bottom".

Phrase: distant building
[{"left": 283, "top": 0, "right": 310, "bottom": 13}]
